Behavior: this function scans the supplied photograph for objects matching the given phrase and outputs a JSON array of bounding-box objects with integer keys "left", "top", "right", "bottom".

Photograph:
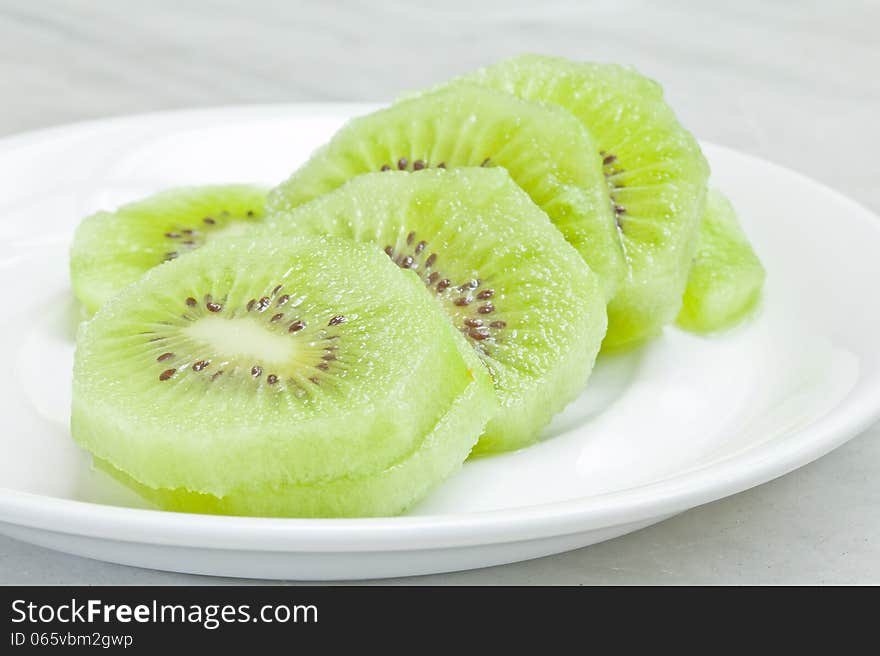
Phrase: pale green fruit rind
[
  {"left": 430, "top": 54, "right": 710, "bottom": 349},
  {"left": 72, "top": 236, "right": 496, "bottom": 517},
  {"left": 93, "top": 371, "right": 495, "bottom": 518},
  {"left": 70, "top": 185, "right": 267, "bottom": 315},
  {"left": 268, "top": 168, "right": 607, "bottom": 453},
  {"left": 267, "top": 84, "right": 625, "bottom": 301},
  {"left": 676, "top": 189, "right": 765, "bottom": 333}
]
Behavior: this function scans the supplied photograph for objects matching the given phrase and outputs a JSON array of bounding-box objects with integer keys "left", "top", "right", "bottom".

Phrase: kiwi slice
[
  {"left": 70, "top": 185, "right": 267, "bottom": 315},
  {"left": 268, "top": 84, "right": 625, "bottom": 301},
  {"left": 270, "top": 168, "right": 607, "bottom": 454},
  {"left": 677, "top": 189, "right": 765, "bottom": 332},
  {"left": 435, "top": 54, "right": 711, "bottom": 349},
  {"left": 72, "top": 236, "right": 496, "bottom": 517}
]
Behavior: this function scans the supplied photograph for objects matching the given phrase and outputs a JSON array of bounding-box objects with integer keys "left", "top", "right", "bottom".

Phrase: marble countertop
[{"left": 1, "top": 0, "right": 877, "bottom": 584}]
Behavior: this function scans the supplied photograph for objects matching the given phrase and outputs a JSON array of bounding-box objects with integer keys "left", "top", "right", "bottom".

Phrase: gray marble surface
[{"left": 0, "top": 0, "right": 877, "bottom": 584}]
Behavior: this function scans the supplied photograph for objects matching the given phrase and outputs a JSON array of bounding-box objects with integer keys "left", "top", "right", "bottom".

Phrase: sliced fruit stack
[
  {"left": 74, "top": 238, "right": 496, "bottom": 517},
  {"left": 69, "top": 54, "right": 766, "bottom": 518}
]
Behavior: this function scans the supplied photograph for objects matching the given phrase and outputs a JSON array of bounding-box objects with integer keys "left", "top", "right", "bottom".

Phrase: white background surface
[{"left": 0, "top": 0, "right": 877, "bottom": 584}]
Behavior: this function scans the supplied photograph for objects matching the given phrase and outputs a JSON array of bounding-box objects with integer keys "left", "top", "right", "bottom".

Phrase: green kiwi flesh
[
  {"left": 677, "top": 189, "right": 766, "bottom": 332},
  {"left": 269, "top": 168, "right": 607, "bottom": 453},
  {"left": 429, "top": 54, "right": 711, "bottom": 349},
  {"left": 72, "top": 236, "right": 496, "bottom": 517},
  {"left": 70, "top": 185, "right": 267, "bottom": 315},
  {"left": 268, "top": 84, "right": 625, "bottom": 301}
]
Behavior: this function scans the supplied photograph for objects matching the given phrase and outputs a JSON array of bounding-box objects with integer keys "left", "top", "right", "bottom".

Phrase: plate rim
[{"left": 1, "top": 104, "right": 879, "bottom": 553}]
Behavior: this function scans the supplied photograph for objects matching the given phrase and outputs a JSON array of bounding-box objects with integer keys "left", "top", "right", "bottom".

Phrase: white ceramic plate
[{"left": 0, "top": 105, "right": 878, "bottom": 581}]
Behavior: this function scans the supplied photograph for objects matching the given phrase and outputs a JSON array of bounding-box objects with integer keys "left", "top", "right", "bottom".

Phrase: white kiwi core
[{"left": 184, "top": 315, "right": 298, "bottom": 367}]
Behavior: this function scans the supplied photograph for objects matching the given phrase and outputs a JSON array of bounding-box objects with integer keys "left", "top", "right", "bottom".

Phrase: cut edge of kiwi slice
[
  {"left": 93, "top": 373, "right": 492, "bottom": 518},
  {"left": 676, "top": 189, "right": 766, "bottom": 333}
]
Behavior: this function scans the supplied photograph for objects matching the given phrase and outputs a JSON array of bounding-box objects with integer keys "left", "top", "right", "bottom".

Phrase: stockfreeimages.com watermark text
[{"left": 10, "top": 598, "right": 317, "bottom": 631}]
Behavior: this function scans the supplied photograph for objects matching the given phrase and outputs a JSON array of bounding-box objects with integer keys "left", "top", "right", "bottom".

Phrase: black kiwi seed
[
  {"left": 427, "top": 272, "right": 439, "bottom": 284},
  {"left": 185, "top": 297, "right": 197, "bottom": 307},
  {"left": 477, "top": 289, "right": 494, "bottom": 300},
  {"left": 157, "top": 352, "right": 174, "bottom": 362},
  {"left": 270, "top": 313, "right": 284, "bottom": 323},
  {"left": 251, "top": 366, "right": 262, "bottom": 378},
  {"left": 165, "top": 232, "right": 180, "bottom": 239},
  {"left": 381, "top": 164, "right": 391, "bottom": 172},
  {"left": 211, "top": 370, "right": 224, "bottom": 381},
  {"left": 400, "top": 256, "right": 414, "bottom": 269},
  {"left": 454, "top": 297, "right": 471, "bottom": 306},
  {"left": 267, "top": 374, "right": 278, "bottom": 385},
  {"left": 246, "top": 210, "right": 255, "bottom": 217},
  {"left": 328, "top": 315, "right": 346, "bottom": 326},
  {"left": 468, "top": 328, "right": 490, "bottom": 341},
  {"left": 437, "top": 162, "right": 446, "bottom": 169},
  {"left": 203, "top": 217, "right": 216, "bottom": 225},
  {"left": 480, "top": 157, "right": 491, "bottom": 167},
  {"left": 415, "top": 240, "right": 426, "bottom": 254},
  {"left": 413, "top": 160, "right": 425, "bottom": 170},
  {"left": 288, "top": 320, "right": 305, "bottom": 333},
  {"left": 490, "top": 320, "right": 506, "bottom": 329},
  {"left": 425, "top": 253, "right": 437, "bottom": 268},
  {"left": 436, "top": 279, "right": 450, "bottom": 292},
  {"left": 317, "top": 362, "right": 329, "bottom": 371},
  {"left": 276, "top": 294, "right": 290, "bottom": 306},
  {"left": 159, "top": 368, "right": 176, "bottom": 381},
  {"left": 206, "top": 302, "right": 222, "bottom": 312},
  {"left": 257, "top": 297, "right": 271, "bottom": 311},
  {"left": 397, "top": 157, "right": 408, "bottom": 170},
  {"left": 603, "top": 153, "right": 617, "bottom": 165},
  {"left": 165, "top": 252, "right": 179, "bottom": 260},
  {"left": 247, "top": 299, "right": 256, "bottom": 312},
  {"left": 478, "top": 303, "right": 495, "bottom": 314},
  {"left": 406, "top": 231, "right": 415, "bottom": 245},
  {"left": 272, "top": 284, "right": 283, "bottom": 295},
  {"left": 192, "top": 360, "right": 209, "bottom": 372},
  {"left": 463, "top": 318, "right": 483, "bottom": 328}
]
